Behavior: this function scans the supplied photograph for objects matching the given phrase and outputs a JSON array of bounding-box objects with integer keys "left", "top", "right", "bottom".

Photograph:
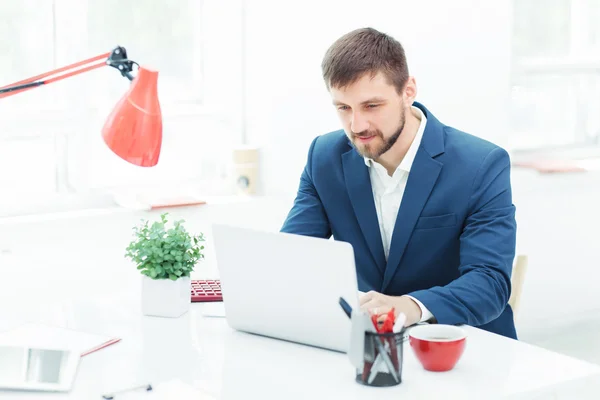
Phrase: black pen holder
[{"left": 355, "top": 330, "right": 405, "bottom": 387}]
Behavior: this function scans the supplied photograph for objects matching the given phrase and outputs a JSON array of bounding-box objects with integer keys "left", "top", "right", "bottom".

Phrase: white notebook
[{"left": 0, "top": 322, "right": 121, "bottom": 356}]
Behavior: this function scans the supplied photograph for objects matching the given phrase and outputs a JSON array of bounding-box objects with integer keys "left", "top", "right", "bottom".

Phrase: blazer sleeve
[
  {"left": 280, "top": 136, "right": 332, "bottom": 238},
  {"left": 407, "top": 147, "right": 517, "bottom": 327}
]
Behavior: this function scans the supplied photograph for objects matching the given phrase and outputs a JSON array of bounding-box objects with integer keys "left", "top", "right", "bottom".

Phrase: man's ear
[{"left": 404, "top": 76, "right": 417, "bottom": 104}]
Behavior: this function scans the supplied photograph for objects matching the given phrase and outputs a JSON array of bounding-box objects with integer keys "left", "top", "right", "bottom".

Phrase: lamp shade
[{"left": 102, "top": 66, "right": 162, "bottom": 167}]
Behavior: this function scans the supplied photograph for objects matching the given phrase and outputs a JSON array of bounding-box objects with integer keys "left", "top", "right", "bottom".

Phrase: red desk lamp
[{"left": 0, "top": 46, "right": 162, "bottom": 167}]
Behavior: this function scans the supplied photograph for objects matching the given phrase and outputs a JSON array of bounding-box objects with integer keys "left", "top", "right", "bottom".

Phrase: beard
[{"left": 352, "top": 110, "right": 406, "bottom": 160}]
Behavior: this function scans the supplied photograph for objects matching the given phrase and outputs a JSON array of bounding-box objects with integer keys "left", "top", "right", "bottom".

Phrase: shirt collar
[{"left": 363, "top": 105, "right": 427, "bottom": 173}]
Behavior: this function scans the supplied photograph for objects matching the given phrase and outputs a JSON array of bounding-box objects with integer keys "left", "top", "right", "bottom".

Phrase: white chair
[{"left": 508, "top": 254, "right": 528, "bottom": 317}]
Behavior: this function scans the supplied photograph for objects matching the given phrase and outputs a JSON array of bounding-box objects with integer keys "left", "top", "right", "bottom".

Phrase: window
[
  {"left": 84, "top": 0, "right": 204, "bottom": 109},
  {"left": 510, "top": 0, "right": 600, "bottom": 150},
  {"left": 0, "top": 0, "right": 243, "bottom": 217}
]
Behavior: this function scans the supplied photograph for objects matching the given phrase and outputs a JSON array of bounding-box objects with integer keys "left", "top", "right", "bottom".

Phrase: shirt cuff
[{"left": 404, "top": 295, "right": 434, "bottom": 323}]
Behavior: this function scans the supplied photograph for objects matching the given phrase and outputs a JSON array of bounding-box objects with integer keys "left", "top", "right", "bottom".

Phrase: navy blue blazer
[{"left": 281, "top": 102, "right": 518, "bottom": 339}]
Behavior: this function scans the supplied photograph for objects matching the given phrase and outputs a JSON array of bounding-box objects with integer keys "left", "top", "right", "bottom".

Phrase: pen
[
  {"left": 338, "top": 297, "right": 353, "bottom": 319},
  {"left": 389, "top": 312, "right": 405, "bottom": 375},
  {"left": 393, "top": 312, "right": 406, "bottom": 333},
  {"left": 102, "top": 383, "right": 152, "bottom": 399}
]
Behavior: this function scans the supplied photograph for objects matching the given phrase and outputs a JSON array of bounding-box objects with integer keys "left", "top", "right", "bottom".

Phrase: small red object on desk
[
  {"left": 191, "top": 279, "right": 223, "bottom": 302},
  {"left": 371, "top": 308, "right": 396, "bottom": 333},
  {"left": 381, "top": 309, "right": 395, "bottom": 333}
]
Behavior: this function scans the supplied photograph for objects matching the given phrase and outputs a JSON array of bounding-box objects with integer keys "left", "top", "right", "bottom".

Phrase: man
[{"left": 280, "top": 27, "right": 518, "bottom": 339}]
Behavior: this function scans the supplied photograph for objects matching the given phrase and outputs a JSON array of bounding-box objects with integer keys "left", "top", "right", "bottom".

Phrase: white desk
[
  {"left": 0, "top": 297, "right": 599, "bottom": 400},
  {"left": 1, "top": 199, "right": 599, "bottom": 399}
]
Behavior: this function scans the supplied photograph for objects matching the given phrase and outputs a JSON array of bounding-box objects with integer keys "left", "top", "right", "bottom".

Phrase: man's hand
[{"left": 359, "top": 291, "right": 422, "bottom": 327}]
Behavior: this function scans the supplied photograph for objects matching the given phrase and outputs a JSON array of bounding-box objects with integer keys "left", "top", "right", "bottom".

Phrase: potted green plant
[{"left": 125, "top": 213, "right": 205, "bottom": 317}]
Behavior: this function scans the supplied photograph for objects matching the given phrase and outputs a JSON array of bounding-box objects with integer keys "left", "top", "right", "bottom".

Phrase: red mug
[{"left": 409, "top": 325, "right": 467, "bottom": 372}]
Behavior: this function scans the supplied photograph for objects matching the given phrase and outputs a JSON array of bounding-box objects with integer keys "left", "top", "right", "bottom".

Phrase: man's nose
[{"left": 350, "top": 112, "right": 369, "bottom": 134}]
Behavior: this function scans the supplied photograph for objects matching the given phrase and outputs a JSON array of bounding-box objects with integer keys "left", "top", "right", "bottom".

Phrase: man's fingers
[
  {"left": 360, "top": 298, "right": 391, "bottom": 315},
  {"left": 359, "top": 290, "right": 377, "bottom": 306},
  {"left": 359, "top": 299, "right": 374, "bottom": 312},
  {"left": 359, "top": 298, "right": 380, "bottom": 312},
  {"left": 376, "top": 306, "right": 393, "bottom": 319}
]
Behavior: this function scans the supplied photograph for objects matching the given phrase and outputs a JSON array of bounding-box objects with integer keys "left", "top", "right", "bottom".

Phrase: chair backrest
[{"left": 508, "top": 254, "right": 528, "bottom": 317}]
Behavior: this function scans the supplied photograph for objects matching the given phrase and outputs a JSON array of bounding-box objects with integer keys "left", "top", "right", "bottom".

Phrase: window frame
[{"left": 509, "top": 0, "right": 600, "bottom": 151}]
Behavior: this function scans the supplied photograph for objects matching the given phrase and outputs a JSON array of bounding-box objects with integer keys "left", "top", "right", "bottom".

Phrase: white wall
[{"left": 243, "top": 0, "right": 513, "bottom": 197}]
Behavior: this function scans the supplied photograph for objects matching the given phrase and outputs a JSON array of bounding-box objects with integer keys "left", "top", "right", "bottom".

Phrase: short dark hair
[{"left": 321, "top": 27, "right": 409, "bottom": 94}]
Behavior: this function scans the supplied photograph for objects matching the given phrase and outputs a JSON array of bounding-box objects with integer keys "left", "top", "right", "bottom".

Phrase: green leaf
[{"left": 126, "top": 213, "right": 204, "bottom": 278}]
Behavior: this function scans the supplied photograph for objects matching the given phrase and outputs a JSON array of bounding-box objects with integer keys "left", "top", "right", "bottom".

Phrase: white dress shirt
[{"left": 363, "top": 106, "right": 434, "bottom": 323}]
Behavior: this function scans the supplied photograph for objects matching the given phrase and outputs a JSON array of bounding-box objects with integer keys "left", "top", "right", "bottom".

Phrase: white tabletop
[
  {"left": 1, "top": 297, "right": 599, "bottom": 400},
  {"left": 1, "top": 198, "right": 599, "bottom": 399}
]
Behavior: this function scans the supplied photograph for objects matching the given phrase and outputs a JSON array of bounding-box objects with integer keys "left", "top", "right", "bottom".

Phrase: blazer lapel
[
  {"left": 381, "top": 102, "right": 445, "bottom": 292},
  {"left": 342, "top": 148, "right": 387, "bottom": 274}
]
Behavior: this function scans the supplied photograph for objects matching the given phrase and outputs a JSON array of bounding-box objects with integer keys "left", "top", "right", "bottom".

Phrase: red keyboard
[{"left": 191, "top": 279, "right": 223, "bottom": 302}]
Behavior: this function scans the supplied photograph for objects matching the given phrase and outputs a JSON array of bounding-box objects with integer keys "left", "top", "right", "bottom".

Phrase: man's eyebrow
[
  {"left": 360, "top": 97, "right": 386, "bottom": 105},
  {"left": 332, "top": 97, "right": 387, "bottom": 106}
]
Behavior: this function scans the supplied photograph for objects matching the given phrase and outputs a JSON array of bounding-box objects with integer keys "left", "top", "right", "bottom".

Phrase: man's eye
[
  {"left": 367, "top": 104, "right": 379, "bottom": 108},
  {"left": 338, "top": 106, "right": 349, "bottom": 111}
]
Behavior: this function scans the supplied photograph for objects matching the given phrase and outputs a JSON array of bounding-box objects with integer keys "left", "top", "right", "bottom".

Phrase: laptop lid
[{"left": 212, "top": 224, "right": 359, "bottom": 353}]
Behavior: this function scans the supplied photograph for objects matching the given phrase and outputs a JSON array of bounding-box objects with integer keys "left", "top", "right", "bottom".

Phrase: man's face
[{"left": 330, "top": 71, "right": 407, "bottom": 160}]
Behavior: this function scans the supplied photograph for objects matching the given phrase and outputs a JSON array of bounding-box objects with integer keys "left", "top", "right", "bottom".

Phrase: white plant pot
[{"left": 141, "top": 275, "right": 191, "bottom": 318}]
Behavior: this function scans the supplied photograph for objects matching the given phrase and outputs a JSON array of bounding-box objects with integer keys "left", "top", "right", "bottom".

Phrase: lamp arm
[
  {"left": 0, "top": 46, "right": 138, "bottom": 99},
  {"left": 106, "top": 46, "right": 138, "bottom": 81}
]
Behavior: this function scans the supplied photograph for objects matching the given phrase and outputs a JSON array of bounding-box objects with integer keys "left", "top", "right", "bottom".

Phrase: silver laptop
[{"left": 212, "top": 224, "right": 359, "bottom": 353}]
